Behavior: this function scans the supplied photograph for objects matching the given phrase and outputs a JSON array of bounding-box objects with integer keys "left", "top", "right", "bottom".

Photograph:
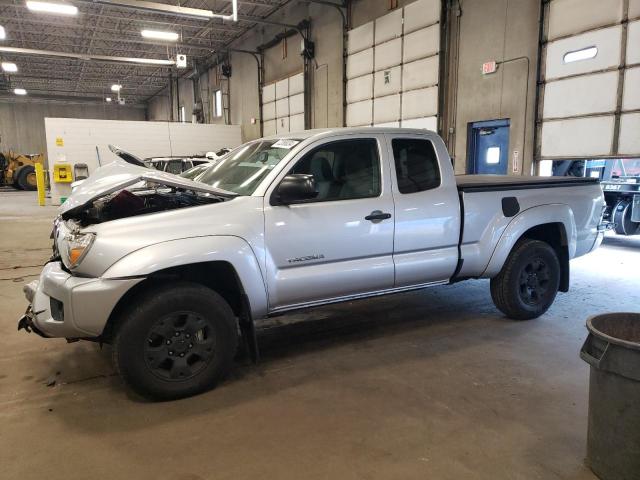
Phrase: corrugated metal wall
[
  {"left": 345, "top": 0, "right": 441, "bottom": 130},
  {"left": 539, "top": 0, "right": 640, "bottom": 159}
]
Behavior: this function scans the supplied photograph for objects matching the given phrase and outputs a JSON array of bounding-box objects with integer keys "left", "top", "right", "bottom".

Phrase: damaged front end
[
  {"left": 63, "top": 186, "right": 223, "bottom": 226},
  {"left": 59, "top": 159, "right": 236, "bottom": 226}
]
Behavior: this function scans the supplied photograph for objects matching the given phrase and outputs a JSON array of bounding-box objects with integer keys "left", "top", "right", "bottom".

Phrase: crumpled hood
[{"left": 59, "top": 160, "right": 234, "bottom": 216}]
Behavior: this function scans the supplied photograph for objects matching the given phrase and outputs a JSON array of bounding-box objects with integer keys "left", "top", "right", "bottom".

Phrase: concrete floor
[{"left": 1, "top": 189, "right": 639, "bottom": 480}]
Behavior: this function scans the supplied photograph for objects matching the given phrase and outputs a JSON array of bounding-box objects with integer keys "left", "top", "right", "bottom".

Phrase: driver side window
[{"left": 288, "top": 138, "right": 381, "bottom": 202}]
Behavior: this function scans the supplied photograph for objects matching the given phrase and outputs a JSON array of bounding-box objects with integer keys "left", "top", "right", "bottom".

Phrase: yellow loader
[{"left": 0, "top": 151, "right": 45, "bottom": 191}]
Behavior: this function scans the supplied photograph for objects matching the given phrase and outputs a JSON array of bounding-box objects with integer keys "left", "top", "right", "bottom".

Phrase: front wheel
[
  {"left": 113, "top": 282, "right": 238, "bottom": 400},
  {"left": 490, "top": 239, "right": 561, "bottom": 320}
]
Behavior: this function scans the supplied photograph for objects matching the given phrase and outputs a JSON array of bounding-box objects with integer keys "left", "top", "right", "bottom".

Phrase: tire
[
  {"left": 490, "top": 239, "right": 561, "bottom": 320},
  {"left": 16, "top": 165, "right": 37, "bottom": 191},
  {"left": 613, "top": 200, "right": 640, "bottom": 236},
  {"left": 112, "top": 282, "right": 238, "bottom": 400}
]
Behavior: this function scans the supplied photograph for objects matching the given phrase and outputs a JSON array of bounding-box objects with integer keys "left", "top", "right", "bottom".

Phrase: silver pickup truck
[{"left": 19, "top": 128, "right": 606, "bottom": 399}]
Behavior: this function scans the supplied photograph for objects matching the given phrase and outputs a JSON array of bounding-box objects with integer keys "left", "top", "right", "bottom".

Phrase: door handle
[{"left": 365, "top": 210, "right": 392, "bottom": 222}]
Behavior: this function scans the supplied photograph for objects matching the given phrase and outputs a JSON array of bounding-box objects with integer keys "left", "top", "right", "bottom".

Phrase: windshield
[{"left": 197, "top": 139, "right": 300, "bottom": 195}]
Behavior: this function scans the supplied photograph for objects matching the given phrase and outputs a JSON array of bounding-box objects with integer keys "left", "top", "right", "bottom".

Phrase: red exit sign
[{"left": 482, "top": 61, "right": 497, "bottom": 74}]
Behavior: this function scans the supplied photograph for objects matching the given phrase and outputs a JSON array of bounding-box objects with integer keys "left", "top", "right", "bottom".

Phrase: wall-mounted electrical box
[{"left": 53, "top": 163, "right": 73, "bottom": 183}]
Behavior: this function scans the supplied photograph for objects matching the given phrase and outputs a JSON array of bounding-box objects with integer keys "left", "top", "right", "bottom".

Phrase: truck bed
[{"left": 456, "top": 175, "right": 599, "bottom": 192}]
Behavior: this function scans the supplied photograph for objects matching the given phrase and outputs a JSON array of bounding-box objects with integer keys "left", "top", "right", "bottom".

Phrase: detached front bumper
[{"left": 18, "top": 262, "right": 143, "bottom": 339}]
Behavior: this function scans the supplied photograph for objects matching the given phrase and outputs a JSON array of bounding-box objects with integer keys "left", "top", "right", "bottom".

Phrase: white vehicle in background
[{"left": 20, "top": 128, "right": 606, "bottom": 400}]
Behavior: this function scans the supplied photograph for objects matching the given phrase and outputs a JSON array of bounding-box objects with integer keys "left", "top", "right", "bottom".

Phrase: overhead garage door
[
  {"left": 262, "top": 72, "right": 305, "bottom": 136},
  {"left": 345, "top": 0, "right": 441, "bottom": 131},
  {"left": 540, "top": 0, "right": 640, "bottom": 159}
]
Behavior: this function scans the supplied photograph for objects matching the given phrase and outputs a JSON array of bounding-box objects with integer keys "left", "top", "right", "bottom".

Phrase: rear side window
[
  {"left": 392, "top": 138, "right": 441, "bottom": 194},
  {"left": 165, "top": 160, "right": 183, "bottom": 175}
]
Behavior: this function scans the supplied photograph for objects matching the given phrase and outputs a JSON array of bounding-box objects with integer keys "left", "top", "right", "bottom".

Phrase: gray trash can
[{"left": 580, "top": 313, "right": 640, "bottom": 480}]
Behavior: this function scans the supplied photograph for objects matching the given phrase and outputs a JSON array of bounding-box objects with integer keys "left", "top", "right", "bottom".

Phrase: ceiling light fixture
[
  {"left": 141, "top": 29, "right": 179, "bottom": 41},
  {"left": 26, "top": 1, "right": 79, "bottom": 15},
  {"left": 14, "top": 88, "right": 27, "bottom": 95},
  {"left": 111, "top": 84, "right": 122, "bottom": 92},
  {"left": 2, "top": 62, "right": 17, "bottom": 72},
  {"left": 105, "top": 97, "right": 112, "bottom": 102},
  {"left": 0, "top": 26, "right": 6, "bottom": 40},
  {"left": 92, "top": 0, "right": 238, "bottom": 21}
]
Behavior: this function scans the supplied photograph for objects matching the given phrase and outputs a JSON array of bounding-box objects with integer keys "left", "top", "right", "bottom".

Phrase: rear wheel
[
  {"left": 113, "top": 282, "right": 238, "bottom": 400},
  {"left": 490, "top": 239, "right": 561, "bottom": 320},
  {"left": 613, "top": 200, "right": 640, "bottom": 236},
  {"left": 16, "top": 165, "right": 37, "bottom": 191}
]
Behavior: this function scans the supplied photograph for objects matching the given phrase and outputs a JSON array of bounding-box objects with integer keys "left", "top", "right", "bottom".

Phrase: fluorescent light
[
  {"left": 26, "top": 1, "right": 78, "bottom": 15},
  {"left": 232, "top": 0, "right": 237, "bottom": 21},
  {"left": 563, "top": 46, "right": 597, "bottom": 63},
  {"left": 2, "top": 62, "right": 17, "bottom": 72},
  {"left": 141, "top": 29, "right": 179, "bottom": 41},
  {"left": 105, "top": 97, "right": 112, "bottom": 102},
  {"left": 0, "top": 26, "right": 6, "bottom": 40},
  {"left": 111, "top": 84, "right": 121, "bottom": 92},
  {"left": 14, "top": 88, "right": 27, "bottom": 95}
]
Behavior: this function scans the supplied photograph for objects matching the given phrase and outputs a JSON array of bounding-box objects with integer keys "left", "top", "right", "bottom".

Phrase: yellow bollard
[{"left": 35, "top": 163, "right": 46, "bottom": 207}]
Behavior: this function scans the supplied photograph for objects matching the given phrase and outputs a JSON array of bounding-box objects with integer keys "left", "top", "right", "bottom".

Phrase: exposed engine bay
[{"left": 61, "top": 185, "right": 225, "bottom": 226}]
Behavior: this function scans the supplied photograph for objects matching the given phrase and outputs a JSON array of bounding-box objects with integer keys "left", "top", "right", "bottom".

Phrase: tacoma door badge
[{"left": 287, "top": 254, "right": 325, "bottom": 264}]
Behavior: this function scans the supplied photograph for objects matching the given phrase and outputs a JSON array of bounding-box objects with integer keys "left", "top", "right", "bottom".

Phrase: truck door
[
  {"left": 386, "top": 134, "right": 461, "bottom": 287},
  {"left": 264, "top": 135, "right": 395, "bottom": 310}
]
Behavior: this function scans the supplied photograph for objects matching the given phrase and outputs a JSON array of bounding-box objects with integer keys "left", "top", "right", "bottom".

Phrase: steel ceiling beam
[{"left": 0, "top": 46, "right": 176, "bottom": 65}]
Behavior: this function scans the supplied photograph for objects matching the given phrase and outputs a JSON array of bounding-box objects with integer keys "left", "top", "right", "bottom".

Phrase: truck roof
[{"left": 261, "top": 127, "right": 437, "bottom": 141}]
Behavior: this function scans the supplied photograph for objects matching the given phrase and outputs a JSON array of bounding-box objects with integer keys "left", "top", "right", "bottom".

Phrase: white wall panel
[
  {"left": 347, "top": 74, "right": 373, "bottom": 103},
  {"left": 618, "top": 113, "right": 640, "bottom": 154},
  {"left": 289, "top": 73, "right": 304, "bottom": 95},
  {"left": 543, "top": 71, "right": 618, "bottom": 118},
  {"left": 168, "top": 123, "right": 241, "bottom": 156},
  {"left": 373, "top": 66, "right": 401, "bottom": 97},
  {"left": 540, "top": 116, "right": 614, "bottom": 157},
  {"left": 374, "top": 38, "right": 402, "bottom": 71},
  {"left": 45, "top": 118, "right": 242, "bottom": 204},
  {"left": 404, "top": 0, "right": 440, "bottom": 33},
  {"left": 622, "top": 67, "right": 640, "bottom": 110},
  {"left": 545, "top": 25, "right": 622, "bottom": 80},
  {"left": 346, "top": 49, "right": 374, "bottom": 79},
  {"left": 289, "top": 93, "right": 305, "bottom": 116},
  {"left": 290, "top": 113, "right": 305, "bottom": 133},
  {"left": 346, "top": 100, "right": 373, "bottom": 126},
  {"left": 402, "top": 87, "right": 438, "bottom": 119},
  {"left": 262, "top": 83, "right": 275, "bottom": 103},
  {"left": 373, "top": 94, "right": 400, "bottom": 124},
  {"left": 548, "top": 0, "right": 624, "bottom": 41},
  {"left": 403, "top": 25, "right": 440, "bottom": 63},
  {"left": 275, "top": 78, "right": 289, "bottom": 100},
  {"left": 374, "top": 121, "right": 400, "bottom": 128},
  {"left": 276, "top": 116, "right": 290, "bottom": 134},
  {"left": 275, "top": 97, "right": 289, "bottom": 117},
  {"left": 348, "top": 21, "right": 374, "bottom": 54},
  {"left": 630, "top": 0, "right": 640, "bottom": 19},
  {"left": 263, "top": 101, "right": 276, "bottom": 121},
  {"left": 375, "top": 9, "right": 403, "bottom": 44},
  {"left": 401, "top": 116, "right": 438, "bottom": 130},
  {"left": 403, "top": 56, "right": 439, "bottom": 91},
  {"left": 628, "top": 20, "right": 640, "bottom": 65},
  {"left": 263, "top": 120, "right": 276, "bottom": 136}
]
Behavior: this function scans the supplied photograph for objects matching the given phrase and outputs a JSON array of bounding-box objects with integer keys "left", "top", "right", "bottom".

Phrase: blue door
[{"left": 468, "top": 119, "right": 510, "bottom": 174}]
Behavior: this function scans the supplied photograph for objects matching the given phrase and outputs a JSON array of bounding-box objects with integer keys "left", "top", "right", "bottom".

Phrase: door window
[
  {"left": 288, "top": 138, "right": 381, "bottom": 201},
  {"left": 391, "top": 138, "right": 441, "bottom": 194},
  {"left": 165, "top": 160, "right": 183, "bottom": 175}
]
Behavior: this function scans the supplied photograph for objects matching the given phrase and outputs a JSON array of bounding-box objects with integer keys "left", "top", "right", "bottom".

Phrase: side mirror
[{"left": 276, "top": 174, "right": 318, "bottom": 204}]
